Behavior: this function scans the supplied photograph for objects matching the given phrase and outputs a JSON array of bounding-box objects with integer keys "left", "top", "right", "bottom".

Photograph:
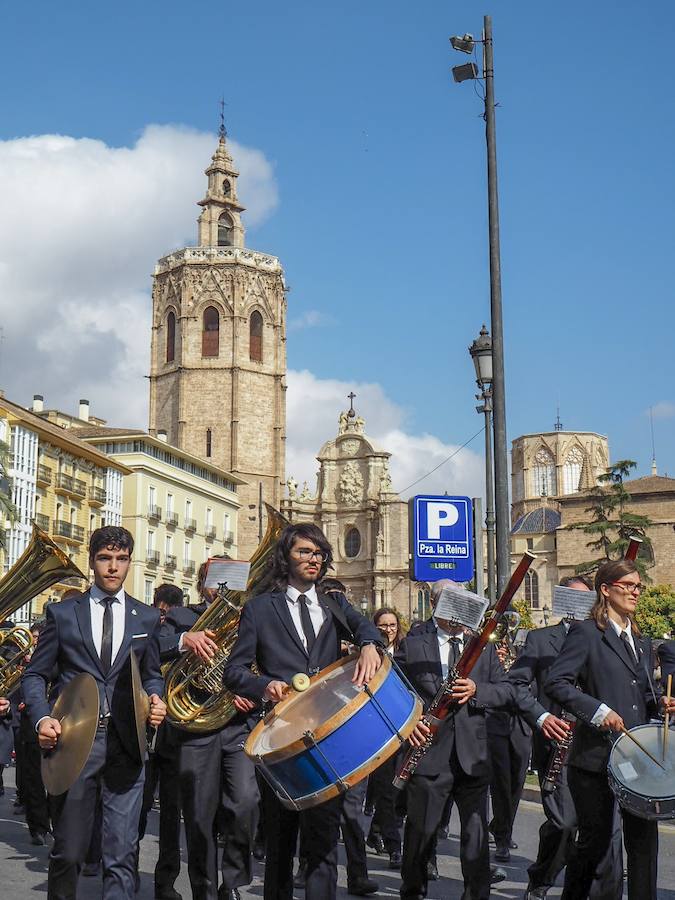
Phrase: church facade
[{"left": 148, "top": 132, "right": 287, "bottom": 557}]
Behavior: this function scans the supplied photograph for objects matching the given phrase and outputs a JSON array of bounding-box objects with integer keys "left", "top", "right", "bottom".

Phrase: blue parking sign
[{"left": 409, "top": 495, "right": 474, "bottom": 583}]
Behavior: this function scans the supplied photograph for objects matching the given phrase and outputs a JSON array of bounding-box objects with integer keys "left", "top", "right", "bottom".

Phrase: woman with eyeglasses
[
  {"left": 373, "top": 607, "right": 405, "bottom": 655},
  {"left": 546, "top": 558, "right": 675, "bottom": 899}
]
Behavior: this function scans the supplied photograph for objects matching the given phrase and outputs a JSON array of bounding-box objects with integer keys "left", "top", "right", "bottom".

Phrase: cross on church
[
  {"left": 219, "top": 97, "right": 227, "bottom": 140},
  {"left": 347, "top": 392, "right": 356, "bottom": 417}
]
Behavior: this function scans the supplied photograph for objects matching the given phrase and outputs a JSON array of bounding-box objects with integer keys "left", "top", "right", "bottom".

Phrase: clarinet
[
  {"left": 393, "top": 551, "right": 536, "bottom": 790},
  {"left": 541, "top": 535, "right": 642, "bottom": 793}
]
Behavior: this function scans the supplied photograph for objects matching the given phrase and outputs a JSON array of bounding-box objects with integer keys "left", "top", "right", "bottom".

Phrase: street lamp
[
  {"left": 469, "top": 325, "right": 496, "bottom": 602},
  {"left": 542, "top": 604, "right": 550, "bottom": 626},
  {"left": 450, "top": 16, "right": 511, "bottom": 594},
  {"left": 360, "top": 595, "right": 369, "bottom": 616}
]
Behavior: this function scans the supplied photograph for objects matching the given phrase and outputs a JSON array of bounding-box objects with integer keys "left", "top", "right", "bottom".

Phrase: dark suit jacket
[
  {"left": 545, "top": 618, "right": 658, "bottom": 772},
  {"left": 223, "top": 588, "right": 383, "bottom": 700},
  {"left": 22, "top": 590, "right": 163, "bottom": 762},
  {"left": 658, "top": 639, "right": 675, "bottom": 683},
  {"left": 394, "top": 630, "right": 513, "bottom": 779}
]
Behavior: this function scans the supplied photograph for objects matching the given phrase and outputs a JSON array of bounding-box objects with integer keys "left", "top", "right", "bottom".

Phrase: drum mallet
[
  {"left": 664, "top": 674, "right": 672, "bottom": 761},
  {"left": 283, "top": 673, "right": 311, "bottom": 694}
]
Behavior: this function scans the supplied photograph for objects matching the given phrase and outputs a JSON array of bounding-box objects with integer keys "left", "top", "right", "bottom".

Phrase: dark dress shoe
[
  {"left": 524, "top": 886, "right": 548, "bottom": 899},
  {"left": 217, "top": 890, "right": 240, "bottom": 900},
  {"left": 426, "top": 860, "right": 439, "bottom": 880},
  {"left": 364, "top": 804, "right": 374, "bottom": 816},
  {"left": 494, "top": 844, "right": 511, "bottom": 863},
  {"left": 366, "top": 833, "right": 386, "bottom": 854},
  {"left": 347, "top": 877, "right": 378, "bottom": 896},
  {"left": 13, "top": 803, "right": 24, "bottom": 814},
  {"left": 252, "top": 839, "right": 265, "bottom": 861},
  {"left": 155, "top": 888, "right": 182, "bottom": 900},
  {"left": 81, "top": 863, "right": 101, "bottom": 877},
  {"left": 293, "top": 860, "right": 306, "bottom": 889},
  {"left": 30, "top": 831, "right": 46, "bottom": 846},
  {"left": 491, "top": 866, "right": 507, "bottom": 884},
  {"left": 389, "top": 849, "right": 402, "bottom": 869},
  {"left": 510, "top": 839, "right": 518, "bottom": 849}
]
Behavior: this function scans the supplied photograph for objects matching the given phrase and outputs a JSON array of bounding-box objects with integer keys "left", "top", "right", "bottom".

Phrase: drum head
[
  {"left": 609, "top": 723, "right": 675, "bottom": 801},
  {"left": 250, "top": 654, "right": 388, "bottom": 757}
]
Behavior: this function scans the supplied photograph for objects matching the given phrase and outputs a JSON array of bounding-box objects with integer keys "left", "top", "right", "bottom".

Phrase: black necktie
[
  {"left": 448, "top": 637, "right": 461, "bottom": 666},
  {"left": 621, "top": 630, "right": 637, "bottom": 666},
  {"left": 297, "top": 594, "right": 316, "bottom": 654},
  {"left": 100, "top": 596, "right": 115, "bottom": 673}
]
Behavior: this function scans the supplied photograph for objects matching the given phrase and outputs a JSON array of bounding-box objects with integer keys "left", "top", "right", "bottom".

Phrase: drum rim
[
  {"left": 274, "top": 694, "right": 423, "bottom": 810},
  {"left": 608, "top": 722, "right": 675, "bottom": 806},
  {"left": 245, "top": 652, "right": 394, "bottom": 764}
]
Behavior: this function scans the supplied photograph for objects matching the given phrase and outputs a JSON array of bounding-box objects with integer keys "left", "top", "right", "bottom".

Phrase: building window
[
  {"left": 202, "top": 306, "right": 220, "bottom": 357},
  {"left": 533, "top": 447, "right": 556, "bottom": 497},
  {"left": 185, "top": 499, "right": 192, "bottom": 520},
  {"left": 345, "top": 527, "right": 361, "bottom": 558},
  {"left": 144, "top": 579, "right": 154, "bottom": 604},
  {"left": 166, "top": 493, "right": 173, "bottom": 514},
  {"left": 206, "top": 428, "right": 212, "bottom": 458},
  {"left": 562, "top": 446, "right": 584, "bottom": 495},
  {"left": 184, "top": 541, "right": 191, "bottom": 566},
  {"left": 249, "top": 311, "right": 263, "bottom": 362},
  {"left": 222, "top": 179, "right": 231, "bottom": 196},
  {"left": 525, "top": 570, "right": 539, "bottom": 609},
  {"left": 147, "top": 530, "right": 155, "bottom": 552},
  {"left": 526, "top": 538, "right": 534, "bottom": 550},
  {"left": 217, "top": 212, "right": 233, "bottom": 247},
  {"left": 165, "top": 535, "right": 172, "bottom": 557},
  {"left": 166, "top": 311, "right": 176, "bottom": 363}
]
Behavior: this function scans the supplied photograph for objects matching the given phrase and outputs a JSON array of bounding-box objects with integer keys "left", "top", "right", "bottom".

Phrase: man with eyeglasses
[
  {"left": 546, "top": 559, "right": 675, "bottom": 899},
  {"left": 224, "top": 523, "right": 384, "bottom": 900}
]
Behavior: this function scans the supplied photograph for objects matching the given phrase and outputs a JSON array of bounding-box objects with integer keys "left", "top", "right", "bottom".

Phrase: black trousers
[
  {"left": 20, "top": 736, "right": 50, "bottom": 836},
  {"left": 563, "top": 766, "right": 657, "bottom": 900},
  {"left": 138, "top": 743, "right": 181, "bottom": 890},
  {"left": 299, "top": 779, "right": 370, "bottom": 884},
  {"left": 368, "top": 755, "right": 403, "bottom": 854},
  {"left": 401, "top": 752, "right": 491, "bottom": 900},
  {"left": 179, "top": 726, "right": 259, "bottom": 900},
  {"left": 262, "top": 780, "right": 342, "bottom": 900},
  {"left": 48, "top": 726, "right": 144, "bottom": 900},
  {"left": 488, "top": 724, "right": 531, "bottom": 846}
]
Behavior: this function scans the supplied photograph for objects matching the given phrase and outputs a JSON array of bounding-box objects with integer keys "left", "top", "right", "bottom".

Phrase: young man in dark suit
[
  {"left": 394, "top": 604, "right": 514, "bottom": 900},
  {"left": 22, "top": 525, "right": 166, "bottom": 900},
  {"left": 223, "top": 522, "right": 383, "bottom": 900}
]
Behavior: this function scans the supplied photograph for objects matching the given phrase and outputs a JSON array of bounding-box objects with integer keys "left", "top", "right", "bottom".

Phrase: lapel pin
[{"left": 132, "top": 609, "right": 137, "bottom": 616}]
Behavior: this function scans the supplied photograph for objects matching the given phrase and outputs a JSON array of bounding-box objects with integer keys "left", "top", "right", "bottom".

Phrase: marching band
[{"left": 0, "top": 517, "right": 673, "bottom": 900}]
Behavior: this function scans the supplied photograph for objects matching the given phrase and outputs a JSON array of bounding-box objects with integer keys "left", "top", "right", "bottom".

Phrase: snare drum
[
  {"left": 608, "top": 723, "right": 675, "bottom": 820},
  {"left": 245, "top": 652, "right": 422, "bottom": 810}
]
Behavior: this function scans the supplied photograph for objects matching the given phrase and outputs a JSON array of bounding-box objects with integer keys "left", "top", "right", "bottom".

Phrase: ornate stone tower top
[{"left": 197, "top": 133, "right": 245, "bottom": 249}]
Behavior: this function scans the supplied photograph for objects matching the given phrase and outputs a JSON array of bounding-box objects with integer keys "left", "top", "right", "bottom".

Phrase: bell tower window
[
  {"left": 206, "top": 428, "right": 212, "bottom": 458},
  {"left": 249, "top": 311, "right": 263, "bottom": 362},
  {"left": 217, "top": 212, "right": 233, "bottom": 247},
  {"left": 202, "top": 306, "right": 220, "bottom": 358},
  {"left": 166, "top": 311, "right": 176, "bottom": 363},
  {"left": 222, "top": 179, "right": 231, "bottom": 196}
]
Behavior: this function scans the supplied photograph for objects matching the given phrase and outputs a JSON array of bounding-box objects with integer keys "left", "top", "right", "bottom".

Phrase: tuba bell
[
  {"left": 164, "top": 504, "right": 288, "bottom": 732},
  {"left": 0, "top": 523, "right": 86, "bottom": 696}
]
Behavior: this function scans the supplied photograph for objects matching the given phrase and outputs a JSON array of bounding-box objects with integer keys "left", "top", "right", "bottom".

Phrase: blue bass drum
[{"left": 244, "top": 652, "right": 422, "bottom": 810}]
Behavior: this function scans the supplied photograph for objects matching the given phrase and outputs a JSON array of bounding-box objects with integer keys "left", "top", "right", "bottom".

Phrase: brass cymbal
[
  {"left": 41, "top": 673, "right": 100, "bottom": 796},
  {"left": 130, "top": 649, "right": 150, "bottom": 760}
]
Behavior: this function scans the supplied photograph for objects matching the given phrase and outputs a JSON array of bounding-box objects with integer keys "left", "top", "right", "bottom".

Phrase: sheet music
[
  {"left": 552, "top": 585, "right": 594, "bottom": 620},
  {"left": 204, "top": 559, "right": 251, "bottom": 591},
  {"left": 434, "top": 586, "right": 489, "bottom": 632}
]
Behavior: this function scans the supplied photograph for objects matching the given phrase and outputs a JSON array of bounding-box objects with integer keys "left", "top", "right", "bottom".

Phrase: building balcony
[
  {"left": 53, "top": 520, "right": 85, "bottom": 543},
  {"left": 146, "top": 550, "right": 160, "bottom": 566},
  {"left": 205, "top": 525, "right": 217, "bottom": 541},
  {"left": 184, "top": 518, "right": 196, "bottom": 534},
  {"left": 89, "top": 484, "right": 107, "bottom": 505},
  {"left": 183, "top": 560, "right": 195, "bottom": 576},
  {"left": 36, "top": 464, "right": 52, "bottom": 486},
  {"left": 148, "top": 505, "right": 162, "bottom": 521},
  {"left": 224, "top": 530, "right": 234, "bottom": 545},
  {"left": 35, "top": 513, "right": 50, "bottom": 531},
  {"left": 166, "top": 511, "right": 178, "bottom": 527},
  {"left": 55, "top": 473, "right": 87, "bottom": 498},
  {"left": 165, "top": 554, "right": 177, "bottom": 569}
]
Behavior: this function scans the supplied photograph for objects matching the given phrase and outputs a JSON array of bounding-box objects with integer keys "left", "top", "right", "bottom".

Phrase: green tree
[
  {"left": 0, "top": 437, "right": 16, "bottom": 551},
  {"left": 512, "top": 598, "right": 535, "bottom": 630},
  {"left": 634, "top": 585, "right": 675, "bottom": 639},
  {"left": 569, "top": 460, "right": 653, "bottom": 580}
]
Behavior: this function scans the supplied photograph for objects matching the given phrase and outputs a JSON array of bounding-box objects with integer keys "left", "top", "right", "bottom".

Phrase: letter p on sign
[{"left": 426, "top": 502, "right": 459, "bottom": 539}]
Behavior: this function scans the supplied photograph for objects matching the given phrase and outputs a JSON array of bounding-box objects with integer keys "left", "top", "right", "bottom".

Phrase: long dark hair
[
  {"left": 591, "top": 559, "right": 641, "bottom": 635},
  {"left": 373, "top": 606, "right": 405, "bottom": 650},
  {"left": 270, "top": 523, "right": 333, "bottom": 590}
]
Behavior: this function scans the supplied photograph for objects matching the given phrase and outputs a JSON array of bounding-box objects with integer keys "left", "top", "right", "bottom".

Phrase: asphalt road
[{"left": 1, "top": 768, "right": 675, "bottom": 898}]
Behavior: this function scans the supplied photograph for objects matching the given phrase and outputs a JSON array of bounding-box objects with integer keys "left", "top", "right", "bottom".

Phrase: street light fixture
[
  {"left": 451, "top": 15, "right": 511, "bottom": 594},
  {"left": 542, "top": 604, "right": 551, "bottom": 626},
  {"left": 450, "top": 33, "right": 475, "bottom": 54},
  {"left": 360, "top": 595, "right": 369, "bottom": 616},
  {"left": 469, "top": 325, "right": 496, "bottom": 602},
  {"left": 452, "top": 62, "right": 479, "bottom": 83}
]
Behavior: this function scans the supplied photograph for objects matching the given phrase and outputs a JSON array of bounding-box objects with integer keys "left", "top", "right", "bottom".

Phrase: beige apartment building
[{"left": 73, "top": 426, "right": 244, "bottom": 604}]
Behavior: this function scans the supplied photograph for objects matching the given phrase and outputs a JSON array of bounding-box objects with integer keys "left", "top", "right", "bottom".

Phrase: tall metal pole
[
  {"left": 483, "top": 16, "right": 510, "bottom": 593},
  {"left": 482, "top": 391, "right": 496, "bottom": 601}
]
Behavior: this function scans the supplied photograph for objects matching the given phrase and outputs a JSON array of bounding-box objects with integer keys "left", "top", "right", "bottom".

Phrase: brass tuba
[
  {"left": 0, "top": 524, "right": 86, "bottom": 696},
  {"left": 164, "top": 504, "right": 288, "bottom": 732}
]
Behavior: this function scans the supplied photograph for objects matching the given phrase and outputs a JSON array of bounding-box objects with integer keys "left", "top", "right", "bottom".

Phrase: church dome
[{"left": 511, "top": 506, "right": 561, "bottom": 535}]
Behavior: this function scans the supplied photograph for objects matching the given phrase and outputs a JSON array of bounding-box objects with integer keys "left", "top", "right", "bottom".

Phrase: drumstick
[
  {"left": 282, "top": 673, "right": 311, "bottom": 695},
  {"left": 663, "top": 674, "right": 672, "bottom": 760},
  {"left": 620, "top": 727, "right": 666, "bottom": 772}
]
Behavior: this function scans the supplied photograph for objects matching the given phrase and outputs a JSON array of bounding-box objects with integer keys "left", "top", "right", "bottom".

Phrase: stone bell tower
[{"left": 148, "top": 126, "right": 287, "bottom": 557}]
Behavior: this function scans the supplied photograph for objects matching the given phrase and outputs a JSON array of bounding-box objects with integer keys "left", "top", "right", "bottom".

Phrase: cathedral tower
[{"left": 148, "top": 132, "right": 287, "bottom": 556}]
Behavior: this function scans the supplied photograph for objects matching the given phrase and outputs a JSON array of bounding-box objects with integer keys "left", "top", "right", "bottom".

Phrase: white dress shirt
[
  {"left": 591, "top": 618, "right": 638, "bottom": 726},
  {"left": 435, "top": 622, "right": 463, "bottom": 680},
  {"left": 286, "top": 584, "right": 326, "bottom": 650},
  {"left": 89, "top": 583, "right": 126, "bottom": 665}
]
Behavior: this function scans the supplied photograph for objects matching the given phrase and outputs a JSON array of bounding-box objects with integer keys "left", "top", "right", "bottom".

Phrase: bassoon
[
  {"left": 393, "top": 551, "right": 536, "bottom": 789},
  {"left": 540, "top": 535, "right": 643, "bottom": 791}
]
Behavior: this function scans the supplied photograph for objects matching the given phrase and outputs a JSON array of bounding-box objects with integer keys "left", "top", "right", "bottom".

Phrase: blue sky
[{"left": 1, "top": 0, "right": 674, "bottom": 492}]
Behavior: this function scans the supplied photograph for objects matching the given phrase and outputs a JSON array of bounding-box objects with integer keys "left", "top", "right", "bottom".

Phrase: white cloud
[
  {"left": 286, "top": 369, "right": 484, "bottom": 500},
  {"left": 287, "top": 310, "right": 336, "bottom": 331},
  {"left": 0, "top": 125, "right": 278, "bottom": 425},
  {"left": 649, "top": 402, "right": 675, "bottom": 420}
]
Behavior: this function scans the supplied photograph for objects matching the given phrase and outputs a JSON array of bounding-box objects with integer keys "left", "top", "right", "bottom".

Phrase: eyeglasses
[
  {"left": 378, "top": 623, "right": 398, "bottom": 630},
  {"left": 609, "top": 581, "right": 643, "bottom": 594},
  {"left": 293, "top": 549, "right": 328, "bottom": 562}
]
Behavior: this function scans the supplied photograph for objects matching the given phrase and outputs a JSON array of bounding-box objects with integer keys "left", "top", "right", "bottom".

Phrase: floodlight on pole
[
  {"left": 450, "top": 33, "right": 475, "bottom": 54},
  {"left": 452, "top": 62, "right": 479, "bottom": 84}
]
